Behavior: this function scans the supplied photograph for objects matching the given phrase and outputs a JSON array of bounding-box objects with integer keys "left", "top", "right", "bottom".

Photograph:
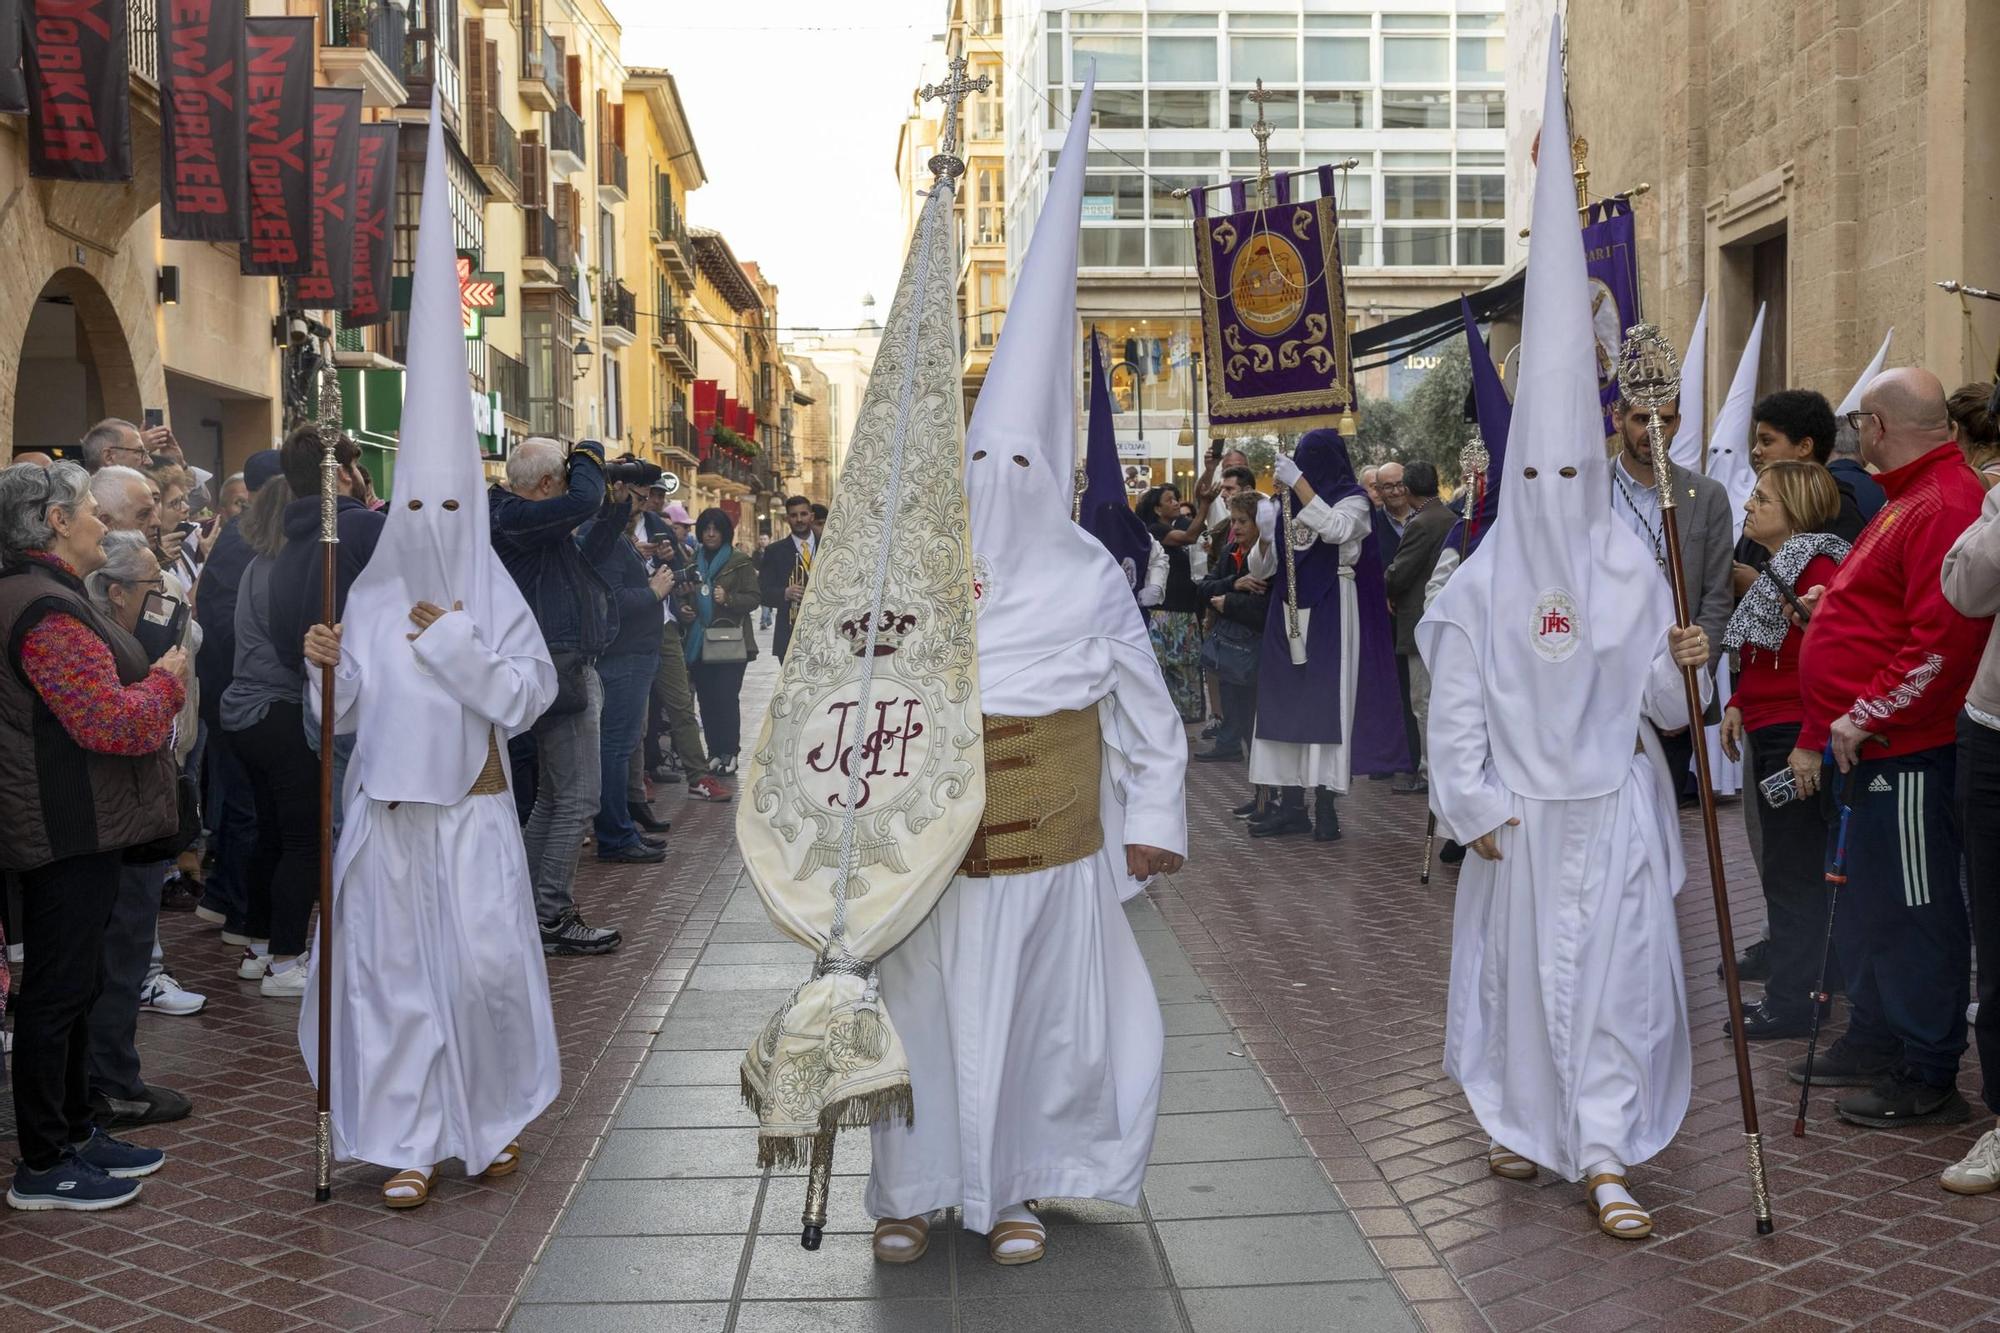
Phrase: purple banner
[
  {"left": 1079, "top": 330, "right": 1152, "bottom": 599},
  {"left": 23, "top": 0, "right": 131, "bottom": 181},
  {"left": 1194, "top": 164, "right": 1355, "bottom": 437},
  {"left": 159, "top": 0, "right": 247, "bottom": 241},
  {"left": 1444, "top": 297, "right": 1513, "bottom": 560},
  {"left": 1584, "top": 198, "right": 1641, "bottom": 433}
]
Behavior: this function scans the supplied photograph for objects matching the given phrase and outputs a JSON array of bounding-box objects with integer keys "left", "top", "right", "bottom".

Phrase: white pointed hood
[
  {"left": 1837, "top": 328, "right": 1894, "bottom": 414},
  {"left": 1418, "top": 20, "right": 1672, "bottom": 802},
  {"left": 964, "top": 74, "right": 1145, "bottom": 709},
  {"left": 338, "top": 111, "right": 550, "bottom": 804},
  {"left": 1707, "top": 303, "right": 1766, "bottom": 540},
  {"left": 1669, "top": 295, "right": 1709, "bottom": 472}
]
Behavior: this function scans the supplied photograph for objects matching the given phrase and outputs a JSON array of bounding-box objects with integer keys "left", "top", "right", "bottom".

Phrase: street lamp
[{"left": 571, "top": 336, "right": 594, "bottom": 382}]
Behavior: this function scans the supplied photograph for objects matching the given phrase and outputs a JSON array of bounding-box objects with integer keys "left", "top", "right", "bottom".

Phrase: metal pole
[{"left": 312, "top": 369, "right": 342, "bottom": 1204}]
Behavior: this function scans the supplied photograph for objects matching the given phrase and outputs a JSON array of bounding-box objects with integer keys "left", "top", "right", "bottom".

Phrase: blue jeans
[
  {"left": 594, "top": 651, "right": 659, "bottom": 854},
  {"left": 201, "top": 729, "right": 257, "bottom": 931}
]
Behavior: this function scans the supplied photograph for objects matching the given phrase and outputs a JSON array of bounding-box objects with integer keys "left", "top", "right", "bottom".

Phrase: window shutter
[
  {"left": 613, "top": 103, "right": 626, "bottom": 149},
  {"left": 522, "top": 133, "right": 545, "bottom": 210},
  {"left": 464, "top": 18, "right": 487, "bottom": 155},
  {"left": 567, "top": 55, "right": 583, "bottom": 113}
]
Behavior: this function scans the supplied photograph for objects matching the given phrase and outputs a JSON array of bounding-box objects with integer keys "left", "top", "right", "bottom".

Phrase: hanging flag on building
[
  {"left": 158, "top": 0, "right": 247, "bottom": 241},
  {"left": 0, "top": 0, "right": 27, "bottom": 114},
  {"left": 239, "top": 17, "right": 313, "bottom": 277},
  {"left": 1583, "top": 197, "right": 1642, "bottom": 432},
  {"left": 290, "top": 87, "right": 361, "bottom": 310},
  {"left": 1191, "top": 164, "right": 1355, "bottom": 437},
  {"left": 23, "top": 0, "right": 132, "bottom": 182},
  {"left": 343, "top": 123, "right": 396, "bottom": 326}
]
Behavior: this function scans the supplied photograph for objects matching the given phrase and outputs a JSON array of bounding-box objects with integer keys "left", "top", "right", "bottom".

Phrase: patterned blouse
[{"left": 17, "top": 553, "right": 183, "bottom": 756}]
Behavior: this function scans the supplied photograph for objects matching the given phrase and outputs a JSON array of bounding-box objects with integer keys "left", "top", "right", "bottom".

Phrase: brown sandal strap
[
  {"left": 1584, "top": 1172, "right": 1628, "bottom": 1193},
  {"left": 874, "top": 1217, "right": 929, "bottom": 1241},
  {"left": 989, "top": 1219, "right": 1046, "bottom": 1246},
  {"left": 382, "top": 1169, "right": 431, "bottom": 1206}
]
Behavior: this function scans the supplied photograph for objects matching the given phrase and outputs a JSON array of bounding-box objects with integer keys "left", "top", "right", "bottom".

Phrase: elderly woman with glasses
[{"left": 0, "top": 462, "right": 189, "bottom": 1213}]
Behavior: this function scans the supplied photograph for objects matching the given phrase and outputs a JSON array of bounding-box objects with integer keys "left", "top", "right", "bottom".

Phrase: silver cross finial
[
  {"left": 921, "top": 55, "right": 992, "bottom": 182},
  {"left": 1248, "top": 79, "right": 1277, "bottom": 209}
]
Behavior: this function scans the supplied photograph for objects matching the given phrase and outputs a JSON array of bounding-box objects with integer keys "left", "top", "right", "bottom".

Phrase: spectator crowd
[{"left": 0, "top": 421, "right": 799, "bottom": 1211}]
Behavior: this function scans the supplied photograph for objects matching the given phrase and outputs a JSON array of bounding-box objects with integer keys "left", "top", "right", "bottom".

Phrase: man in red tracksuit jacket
[{"left": 1793, "top": 367, "right": 1993, "bottom": 1128}]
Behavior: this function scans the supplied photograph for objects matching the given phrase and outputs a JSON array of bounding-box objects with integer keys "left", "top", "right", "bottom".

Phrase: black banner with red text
[
  {"left": 289, "top": 86, "right": 360, "bottom": 309},
  {"left": 23, "top": 0, "right": 131, "bottom": 181},
  {"left": 239, "top": 17, "right": 313, "bottom": 276},
  {"left": 344, "top": 123, "right": 397, "bottom": 326},
  {"left": 159, "top": 0, "right": 246, "bottom": 241}
]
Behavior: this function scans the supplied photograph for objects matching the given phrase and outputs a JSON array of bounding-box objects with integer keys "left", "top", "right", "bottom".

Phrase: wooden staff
[
  {"left": 312, "top": 374, "right": 342, "bottom": 1203},
  {"left": 1618, "top": 323, "right": 1773, "bottom": 1235}
]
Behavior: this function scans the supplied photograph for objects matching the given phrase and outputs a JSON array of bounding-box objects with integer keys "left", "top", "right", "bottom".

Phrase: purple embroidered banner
[
  {"left": 1584, "top": 197, "right": 1641, "bottom": 433},
  {"left": 1192, "top": 164, "right": 1354, "bottom": 438}
]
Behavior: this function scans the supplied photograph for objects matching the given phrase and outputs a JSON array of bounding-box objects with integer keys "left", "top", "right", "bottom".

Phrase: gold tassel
[{"left": 1338, "top": 407, "right": 1358, "bottom": 436}]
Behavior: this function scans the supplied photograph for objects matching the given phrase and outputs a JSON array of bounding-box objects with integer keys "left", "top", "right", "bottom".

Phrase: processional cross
[
  {"left": 1248, "top": 79, "right": 1277, "bottom": 208},
  {"left": 921, "top": 55, "right": 992, "bottom": 182}
]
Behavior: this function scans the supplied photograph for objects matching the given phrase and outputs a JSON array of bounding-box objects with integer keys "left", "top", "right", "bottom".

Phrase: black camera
[{"left": 605, "top": 459, "right": 664, "bottom": 486}]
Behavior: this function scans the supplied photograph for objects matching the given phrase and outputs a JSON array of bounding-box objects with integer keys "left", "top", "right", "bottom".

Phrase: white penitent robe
[
  {"left": 1248, "top": 492, "right": 1371, "bottom": 792},
  {"left": 867, "top": 634, "right": 1187, "bottom": 1235},
  {"left": 1428, "top": 625, "right": 1701, "bottom": 1181},
  {"left": 302, "top": 613, "right": 561, "bottom": 1175}
]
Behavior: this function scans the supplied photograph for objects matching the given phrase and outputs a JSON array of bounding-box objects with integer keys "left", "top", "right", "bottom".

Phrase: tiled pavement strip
[{"left": 0, "top": 648, "right": 1994, "bottom": 1330}]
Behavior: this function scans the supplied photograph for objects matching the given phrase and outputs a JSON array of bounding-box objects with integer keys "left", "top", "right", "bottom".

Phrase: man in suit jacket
[
  {"left": 1384, "top": 461, "right": 1454, "bottom": 793},
  {"left": 759, "top": 494, "right": 819, "bottom": 661},
  {"left": 1608, "top": 398, "right": 1736, "bottom": 801}
]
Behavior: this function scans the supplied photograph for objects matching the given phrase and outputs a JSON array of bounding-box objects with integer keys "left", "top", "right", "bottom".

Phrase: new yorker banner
[
  {"left": 159, "top": 0, "right": 247, "bottom": 241},
  {"left": 24, "top": 0, "right": 131, "bottom": 181},
  {"left": 344, "top": 124, "right": 397, "bottom": 327},
  {"left": 1192, "top": 164, "right": 1355, "bottom": 438},
  {"left": 240, "top": 18, "right": 313, "bottom": 276},
  {"left": 290, "top": 87, "right": 361, "bottom": 310}
]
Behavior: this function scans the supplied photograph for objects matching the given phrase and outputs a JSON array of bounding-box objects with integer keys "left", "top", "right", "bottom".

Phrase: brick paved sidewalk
[
  {"left": 1159, "top": 758, "right": 2000, "bottom": 1332},
  {"left": 508, "top": 877, "right": 1413, "bottom": 1333}
]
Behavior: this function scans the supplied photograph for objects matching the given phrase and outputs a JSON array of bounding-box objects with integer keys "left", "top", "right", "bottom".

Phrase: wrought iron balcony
[
  {"left": 489, "top": 347, "right": 530, "bottom": 424},
  {"left": 320, "top": 0, "right": 411, "bottom": 108},
  {"left": 549, "top": 104, "right": 587, "bottom": 176},
  {"left": 520, "top": 25, "right": 562, "bottom": 113},
  {"left": 598, "top": 147, "right": 629, "bottom": 203},
  {"left": 600, "top": 280, "right": 637, "bottom": 348},
  {"left": 469, "top": 99, "right": 521, "bottom": 201},
  {"left": 656, "top": 309, "right": 697, "bottom": 375}
]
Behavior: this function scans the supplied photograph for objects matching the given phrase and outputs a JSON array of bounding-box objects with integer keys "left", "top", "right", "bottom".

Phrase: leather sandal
[
  {"left": 1487, "top": 1145, "right": 1537, "bottom": 1180},
  {"left": 480, "top": 1142, "right": 521, "bottom": 1179},
  {"left": 382, "top": 1168, "right": 433, "bottom": 1209},
  {"left": 871, "top": 1215, "right": 930, "bottom": 1264},
  {"left": 987, "top": 1217, "right": 1047, "bottom": 1266},
  {"left": 1585, "top": 1173, "right": 1652, "bottom": 1240}
]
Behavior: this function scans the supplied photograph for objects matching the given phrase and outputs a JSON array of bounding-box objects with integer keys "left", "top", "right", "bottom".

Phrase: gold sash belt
[
  {"left": 958, "top": 708, "right": 1104, "bottom": 879},
  {"left": 469, "top": 731, "right": 509, "bottom": 796}
]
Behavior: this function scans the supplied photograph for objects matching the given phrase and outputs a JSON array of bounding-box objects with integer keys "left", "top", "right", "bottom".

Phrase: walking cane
[
  {"left": 1421, "top": 437, "right": 1488, "bottom": 886},
  {"left": 1618, "top": 324, "right": 1774, "bottom": 1235},
  {"left": 312, "top": 375, "right": 342, "bottom": 1204},
  {"left": 1794, "top": 761, "right": 1856, "bottom": 1137}
]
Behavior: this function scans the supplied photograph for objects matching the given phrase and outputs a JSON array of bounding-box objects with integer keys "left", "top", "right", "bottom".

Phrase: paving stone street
[{"left": 3, "top": 657, "right": 1996, "bottom": 1331}]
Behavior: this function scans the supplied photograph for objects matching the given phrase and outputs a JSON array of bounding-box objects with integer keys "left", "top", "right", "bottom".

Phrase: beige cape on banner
[{"left": 736, "top": 165, "right": 985, "bottom": 1168}]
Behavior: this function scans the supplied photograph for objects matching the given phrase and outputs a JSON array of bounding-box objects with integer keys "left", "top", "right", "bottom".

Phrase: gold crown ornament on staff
[{"left": 1615, "top": 320, "right": 1774, "bottom": 1237}]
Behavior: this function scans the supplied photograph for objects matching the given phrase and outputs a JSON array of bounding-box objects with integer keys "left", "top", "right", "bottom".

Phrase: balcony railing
[
  {"left": 662, "top": 415, "right": 700, "bottom": 459},
  {"left": 326, "top": 0, "right": 411, "bottom": 83},
  {"left": 520, "top": 25, "right": 563, "bottom": 111},
  {"left": 524, "top": 208, "right": 570, "bottom": 272},
  {"left": 468, "top": 99, "right": 521, "bottom": 198},
  {"left": 490, "top": 347, "right": 530, "bottom": 423},
  {"left": 602, "top": 280, "right": 636, "bottom": 335},
  {"left": 549, "top": 103, "right": 587, "bottom": 169},
  {"left": 128, "top": 0, "right": 158, "bottom": 84},
  {"left": 557, "top": 263, "right": 585, "bottom": 307},
  {"left": 598, "top": 147, "right": 629, "bottom": 199},
  {"left": 656, "top": 309, "right": 696, "bottom": 372},
  {"left": 654, "top": 188, "right": 693, "bottom": 285}
]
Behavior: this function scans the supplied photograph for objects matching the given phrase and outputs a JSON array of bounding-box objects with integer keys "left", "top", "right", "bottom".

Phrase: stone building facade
[{"left": 1554, "top": 0, "right": 2000, "bottom": 413}]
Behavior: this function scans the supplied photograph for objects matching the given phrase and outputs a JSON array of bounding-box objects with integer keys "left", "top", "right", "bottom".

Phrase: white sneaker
[
  {"left": 260, "top": 965, "right": 309, "bottom": 999},
  {"left": 193, "top": 906, "right": 226, "bottom": 927},
  {"left": 1942, "top": 1127, "right": 2000, "bottom": 1195},
  {"left": 220, "top": 931, "right": 264, "bottom": 948},
  {"left": 138, "top": 974, "right": 206, "bottom": 1017},
  {"left": 236, "top": 949, "right": 271, "bottom": 980}
]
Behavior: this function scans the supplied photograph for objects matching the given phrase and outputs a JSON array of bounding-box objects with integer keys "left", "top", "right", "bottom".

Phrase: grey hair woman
[
  {"left": 0, "top": 462, "right": 190, "bottom": 1210},
  {"left": 84, "top": 530, "right": 164, "bottom": 637}
]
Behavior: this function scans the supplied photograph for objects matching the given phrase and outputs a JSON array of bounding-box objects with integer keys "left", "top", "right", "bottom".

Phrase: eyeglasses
[
  {"left": 1377, "top": 481, "right": 1409, "bottom": 492},
  {"left": 1844, "top": 410, "right": 1881, "bottom": 432}
]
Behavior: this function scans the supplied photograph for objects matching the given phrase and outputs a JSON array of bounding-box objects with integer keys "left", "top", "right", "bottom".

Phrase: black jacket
[
  {"left": 193, "top": 519, "right": 253, "bottom": 725},
  {"left": 1384, "top": 498, "right": 1454, "bottom": 653},
  {"left": 489, "top": 445, "right": 619, "bottom": 657},
  {"left": 269, "top": 495, "right": 384, "bottom": 676},
  {"left": 759, "top": 531, "right": 816, "bottom": 659},
  {"left": 1195, "top": 543, "right": 1270, "bottom": 632},
  {"left": 588, "top": 516, "right": 667, "bottom": 660}
]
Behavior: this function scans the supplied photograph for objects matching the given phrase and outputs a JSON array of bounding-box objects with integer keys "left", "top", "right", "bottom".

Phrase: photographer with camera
[
  {"left": 632, "top": 493, "right": 729, "bottom": 803},
  {"left": 490, "top": 438, "right": 629, "bottom": 956}
]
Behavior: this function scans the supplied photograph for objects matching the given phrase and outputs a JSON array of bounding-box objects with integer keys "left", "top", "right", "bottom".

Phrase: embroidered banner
[
  {"left": 343, "top": 123, "right": 396, "bottom": 326},
  {"left": 159, "top": 0, "right": 247, "bottom": 241},
  {"left": 239, "top": 18, "right": 314, "bottom": 277},
  {"left": 1584, "top": 197, "right": 1641, "bottom": 433},
  {"left": 0, "top": 0, "right": 27, "bottom": 114},
  {"left": 289, "top": 87, "right": 361, "bottom": 310},
  {"left": 1193, "top": 164, "right": 1354, "bottom": 437},
  {"left": 23, "top": 0, "right": 131, "bottom": 181}
]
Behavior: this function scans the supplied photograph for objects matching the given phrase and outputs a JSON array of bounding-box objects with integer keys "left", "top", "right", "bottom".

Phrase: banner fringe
[
  {"left": 1208, "top": 412, "right": 1353, "bottom": 440},
  {"left": 746, "top": 1086, "right": 918, "bottom": 1171}
]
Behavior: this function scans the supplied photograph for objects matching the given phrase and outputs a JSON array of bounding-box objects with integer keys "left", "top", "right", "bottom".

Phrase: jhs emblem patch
[
  {"left": 1531, "top": 588, "right": 1580, "bottom": 662},
  {"left": 971, "top": 553, "right": 995, "bottom": 617},
  {"left": 1120, "top": 556, "right": 1138, "bottom": 589}
]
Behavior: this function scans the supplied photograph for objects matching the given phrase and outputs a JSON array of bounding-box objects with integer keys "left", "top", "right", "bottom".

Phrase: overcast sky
[{"left": 606, "top": 2, "right": 945, "bottom": 333}]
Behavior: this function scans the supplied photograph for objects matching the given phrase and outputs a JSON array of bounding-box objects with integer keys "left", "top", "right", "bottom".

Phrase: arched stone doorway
[{"left": 12, "top": 268, "right": 144, "bottom": 461}]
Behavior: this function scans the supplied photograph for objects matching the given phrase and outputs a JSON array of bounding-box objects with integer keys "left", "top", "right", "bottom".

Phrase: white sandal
[
  {"left": 871, "top": 1215, "right": 930, "bottom": 1264},
  {"left": 1487, "top": 1144, "right": 1538, "bottom": 1180}
]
